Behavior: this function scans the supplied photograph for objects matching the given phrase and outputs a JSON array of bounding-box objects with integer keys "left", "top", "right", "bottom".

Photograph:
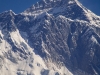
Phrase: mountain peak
[
  {"left": 1, "top": 0, "right": 100, "bottom": 75},
  {"left": 23, "top": 0, "right": 77, "bottom": 14},
  {"left": 0, "top": 10, "right": 16, "bottom": 18},
  {"left": 23, "top": 0, "right": 100, "bottom": 25},
  {"left": 6, "top": 10, "right": 16, "bottom": 15}
]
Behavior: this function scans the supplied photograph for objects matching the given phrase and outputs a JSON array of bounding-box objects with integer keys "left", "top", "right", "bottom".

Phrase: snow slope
[
  {"left": 0, "top": 25, "right": 73, "bottom": 75},
  {"left": 0, "top": 0, "right": 100, "bottom": 75}
]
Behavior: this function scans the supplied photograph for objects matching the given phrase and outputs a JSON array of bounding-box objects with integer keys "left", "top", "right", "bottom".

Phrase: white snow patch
[{"left": 91, "top": 35, "right": 97, "bottom": 43}]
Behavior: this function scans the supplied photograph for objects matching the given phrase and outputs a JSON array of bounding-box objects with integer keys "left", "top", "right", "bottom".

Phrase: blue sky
[
  {"left": 0, "top": 0, "right": 40, "bottom": 13},
  {"left": 0, "top": 0, "right": 100, "bottom": 16},
  {"left": 79, "top": 0, "right": 100, "bottom": 16}
]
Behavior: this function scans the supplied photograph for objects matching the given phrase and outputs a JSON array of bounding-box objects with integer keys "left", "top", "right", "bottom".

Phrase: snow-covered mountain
[{"left": 0, "top": 0, "right": 100, "bottom": 75}]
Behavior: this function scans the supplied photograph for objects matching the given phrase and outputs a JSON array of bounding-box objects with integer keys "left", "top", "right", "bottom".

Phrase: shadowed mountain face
[{"left": 0, "top": 0, "right": 100, "bottom": 75}]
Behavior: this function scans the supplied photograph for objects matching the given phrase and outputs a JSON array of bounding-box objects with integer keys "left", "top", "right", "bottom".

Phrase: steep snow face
[
  {"left": 0, "top": 10, "right": 73, "bottom": 75},
  {"left": 0, "top": 26, "right": 72, "bottom": 75},
  {"left": 1, "top": 0, "right": 100, "bottom": 75}
]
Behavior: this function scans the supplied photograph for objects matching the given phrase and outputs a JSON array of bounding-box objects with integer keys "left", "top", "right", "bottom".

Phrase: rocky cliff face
[{"left": 0, "top": 0, "right": 100, "bottom": 75}]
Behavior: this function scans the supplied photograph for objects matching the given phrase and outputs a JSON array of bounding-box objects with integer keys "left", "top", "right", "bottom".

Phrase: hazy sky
[{"left": 0, "top": 0, "right": 100, "bottom": 16}]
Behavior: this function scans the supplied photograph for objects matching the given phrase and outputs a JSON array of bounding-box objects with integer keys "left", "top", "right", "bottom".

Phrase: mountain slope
[{"left": 0, "top": 0, "right": 100, "bottom": 75}]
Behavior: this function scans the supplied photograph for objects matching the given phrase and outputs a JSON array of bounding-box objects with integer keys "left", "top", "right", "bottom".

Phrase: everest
[{"left": 0, "top": 0, "right": 100, "bottom": 75}]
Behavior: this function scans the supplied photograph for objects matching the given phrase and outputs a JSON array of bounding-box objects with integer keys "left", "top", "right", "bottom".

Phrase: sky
[
  {"left": 79, "top": 0, "right": 100, "bottom": 16},
  {"left": 0, "top": 0, "right": 40, "bottom": 14},
  {"left": 0, "top": 0, "right": 100, "bottom": 16}
]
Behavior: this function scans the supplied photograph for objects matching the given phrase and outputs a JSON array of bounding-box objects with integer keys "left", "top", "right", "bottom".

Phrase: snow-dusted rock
[{"left": 0, "top": 0, "right": 100, "bottom": 75}]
